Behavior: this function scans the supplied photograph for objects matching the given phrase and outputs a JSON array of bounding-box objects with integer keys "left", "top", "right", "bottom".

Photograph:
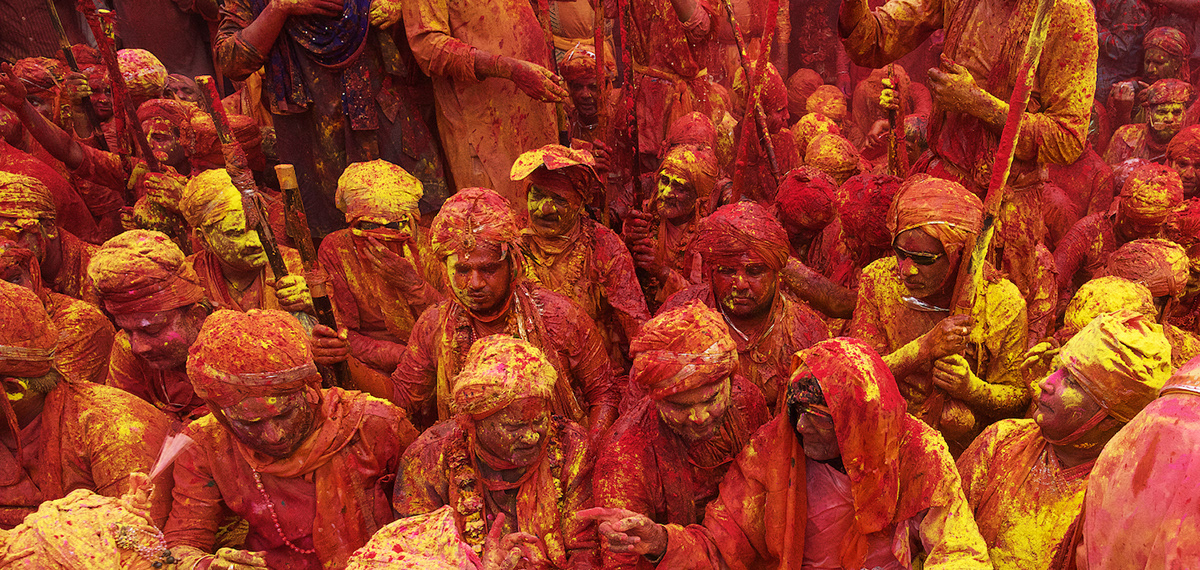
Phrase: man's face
[
  {"left": 446, "top": 245, "right": 513, "bottom": 316},
  {"left": 224, "top": 391, "right": 318, "bottom": 458},
  {"left": 1171, "top": 156, "right": 1199, "bottom": 197},
  {"left": 712, "top": 251, "right": 778, "bottom": 320},
  {"left": 113, "top": 306, "right": 205, "bottom": 370},
  {"left": 655, "top": 378, "right": 732, "bottom": 442},
  {"left": 144, "top": 119, "right": 187, "bottom": 167},
  {"left": 200, "top": 209, "right": 268, "bottom": 272},
  {"left": 1148, "top": 102, "right": 1185, "bottom": 141},
  {"left": 794, "top": 400, "right": 839, "bottom": 461},
  {"left": 0, "top": 216, "right": 51, "bottom": 260},
  {"left": 25, "top": 90, "right": 56, "bottom": 121},
  {"left": 527, "top": 184, "right": 583, "bottom": 239},
  {"left": 655, "top": 171, "right": 698, "bottom": 225},
  {"left": 766, "top": 105, "right": 788, "bottom": 134},
  {"left": 567, "top": 77, "right": 600, "bottom": 120},
  {"left": 1144, "top": 48, "right": 1181, "bottom": 84},
  {"left": 164, "top": 74, "right": 202, "bottom": 104},
  {"left": 474, "top": 397, "right": 550, "bottom": 469},
  {"left": 87, "top": 75, "right": 113, "bottom": 120},
  {"left": 1034, "top": 368, "right": 1104, "bottom": 441},
  {"left": 892, "top": 228, "right": 952, "bottom": 299}
]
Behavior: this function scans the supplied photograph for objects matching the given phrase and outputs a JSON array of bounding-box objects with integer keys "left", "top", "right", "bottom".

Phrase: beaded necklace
[{"left": 251, "top": 470, "right": 317, "bottom": 555}]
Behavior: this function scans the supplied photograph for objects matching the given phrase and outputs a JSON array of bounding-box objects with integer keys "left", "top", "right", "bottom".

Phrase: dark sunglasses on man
[{"left": 893, "top": 244, "right": 944, "bottom": 266}]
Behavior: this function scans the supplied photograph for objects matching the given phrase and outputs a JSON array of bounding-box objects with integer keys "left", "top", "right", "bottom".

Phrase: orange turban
[
  {"left": 137, "top": 98, "right": 199, "bottom": 154},
  {"left": 0, "top": 280, "right": 57, "bottom": 378},
  {"left": 0, "top": 171, "right": 56, "bottom": 222},
  {"left": 630, "top": 302, "right": 738, "bottom": 400},
  {"left": 1142, "top": 79, "right": 1194, "bottom": 107},
  {"left": 510, "top": 144, "right": 600, "bottom": 202},
  {"left": 786, "top": 69, "right": 823, "bottom": 122},
  {"left": 557, "top": 44, "right": 614, "bottom": 83},
  {"left": 774, "top": 167, "right": 837, "bottom": 232},
  {"left": 1167, "top": 125, "right": 1200, "bottom": 162},
  {"left": 805, "top": 85, "right": 848, "bottom": 122},
  {"left": 88, "top": 230, "right": 205, "bottom": 315},
  {"left": 450, "top": 335, "right": 557, "bottom": 419},
  {"left": 663, "top": 112, "right": 717, "bottom": 153},
  {"left": 336, "top": 160, "right": 424, "bottom": 223},
  {"left": 1102, "top": 238, "right": 1189, "bottom": 298},
  {"left": 693, "top": 201, "right": 789, "bottom": 271},
  {"left": 805, "top": 133, "right": 861, "bottom": 181},
  {"left": 1117, "top": 163, "right": 1184, "bottom": 222},
  {"left": 12, "top": 57, "right": 63, "bottom": 93},
  {"left": 1062, "top": 277, "right": 1157, "bottom": 339},
  {"left": 116, "top": 49, "right": 166, "bottom": 102},
  {"left": 186, "top": 309, "right": 321, "bottom": 409},
  {"left": 840, "top": 173, "right": 902, "bottom": 249},
  {"left": 430, "top": 187, "right": 522, "bottom": 260},
  {"left": 657, "top": 146, "right": 718, "bottom": 205},
  {"left": 181, "top": 169, "right": 243, "bottom": 230},
  {"left": 887, "top": 174, "right": 984, "bottom": 258},
  {"left": 1167, "top": 198, "right": 1200, "bottom": 247},
  {"left": 1056, "top": 310, "right": 1171, "bottom": 423}
]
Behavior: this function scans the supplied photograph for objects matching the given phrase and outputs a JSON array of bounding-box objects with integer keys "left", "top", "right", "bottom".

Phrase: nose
[
  {"left": 686, "top": 406, "right": 712, "bottom": 427},
  {"left": 1038, "top": 369, "right": 1063, "bottom": 397},
  {"left": 519, "top": 429, "right": 541, "bottom": 446},
  {"left": 900, "top": 257, "right": 919, "bottom": 276},
  {"left": 466, "top": 269, "right": 486, "bottom": 290},
  {"left": 260, "top": 421, "right": 288, "bottom": 446},
  {"left": 129, "top": 333, "right": 155, "bottom": 357},
  {"left": 537, "top": 198, "right": 557, "bottom": 216}
]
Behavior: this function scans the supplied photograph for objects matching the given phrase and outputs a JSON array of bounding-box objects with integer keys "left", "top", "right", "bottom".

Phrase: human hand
[
  {"left": 1109, "top": 79, "right": 1147, "bottom": 105},
  {"left": 272, "top": 274, "right": 313, "bottom": 313},
  {"left": 879, "top": 77, "right": 900, "bottom": 112},
  {"left": 932, "top": 354, "right": 981, "bottom": 400},
  {"left": 622, "top": 209, "right": 654, "bottom": 243},
  {"left": 509, "top": 59, "right": 567, "bottom": 103},
  {"left": 309, "top": 324, "right": 350, "bottom": 365},
  {"left": 836, "top": 72, "right": 852, "bottom": 96},
  {"left": 591, "top": 140, "right": 613, "bottom": 175},
  {"left": 364, "top": 236, "right": 425, "bottom": 291},
  {"left": 137, "top": 170, "right": 187, "bottom": 202},
  {"left": 62, "top": 72, "right": 92, "bottom": 106},
  {"left": 1020, "top": 340, "right": 1059, "bottom": 392},
  {"left": 921, "top": 314, "right": 973, "bottom": 361},
  {"left": 368, "top": 0, "right": 401, "bottom": 28},
  {"left": 0, "top": 63, "right": 28, "bottom": 111},
  {"left": 271, "top": 0, "right": 343, "bottom": 17},
  {"left": 207, "top": 548, "right": 270, "bottom": 570},
  {"left": 577, "top": 507, "right": 668, "bottom": 558},
  {"left": 481, "top": 513, "right": 522, "bottom": 570},
  {"left": 927, "top": 55, "right": 985, "bottom": 115}
]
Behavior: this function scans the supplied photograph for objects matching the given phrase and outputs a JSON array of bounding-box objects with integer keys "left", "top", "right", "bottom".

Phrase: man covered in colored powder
[
  {"left": 390, "top": 187, "right": 619, "bottom": 436},
  {"left": 1097, "top": 239, "right": 1200, "bottom": 366},
  {"left": 660, "top": 202, "right": 827, "bottom": 411},
  {"left": 0, "top": 280, "right": 173, "bottom": 530},
  {"left": 1167, "top": 124, "right": 1200, "bottom": 198},
  {"left": 957, "top": 310, "right": 1171, "bottom": 570},
  {"left": 166, "top": 309, "right": 419, "bottom": 569},
  {"left": 729, "top": 62, "right": 798, "bottom": 204},
  {"left": 403, "top": 0, "right": 562, "bottom": 209},
  {"left": 0, "top": 240, "right": 113, "bottom": 386},
  {"left": 511, "top": 144, "right": 650, "bottom": 368},
  {"left": 1104, "top": 78, "right": 1193, "bottom": 165},
  {"left": 311, "top": 160, "right": 444, "bottom": 403},
  {"left": 0, "top": 172, "right": 98, "bottom": 304},
  {"left": 840, "top": 0, "right": 1098, "bottom": 307},
  {"left": 394, "top": 335, "right": 598, "bottom": 568},
  {"left": 847, "top": 175, "right": 1029, "bottom": 456},
  {"left": 1055, "top": 162, "right": 1185, "bottom": 311},
  {"left": 583, "top": 338, "right": 993, "bottom": 568},
  {"left": 807, "top": 173, "right": 903, "bottom": 297},
  {"left": 179, "top": 168, "right": 312, "bottom": 314},
  {"left": 88, "top": 230, "right": 212, "bottom": 422},
  {"left": 592, "top": 303, "right": 769, "bottom": 570},
  {"left": 1108, "top": 26, "right": 1193, "bottom": 128},
  {"left": 214, "top": 0, "right": 447, "bottom": 236}
]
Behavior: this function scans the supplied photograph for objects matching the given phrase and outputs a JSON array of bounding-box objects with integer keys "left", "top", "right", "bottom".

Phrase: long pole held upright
[
  {"left": 721, "top": 0, "right": 781, "bottom": 200},
  {"left": 45, "top": 0, "right": 108, "bottom": 152}
]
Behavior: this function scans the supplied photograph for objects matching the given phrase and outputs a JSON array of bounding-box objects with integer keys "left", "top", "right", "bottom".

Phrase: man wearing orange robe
[
  {"left": 0, "top": 241, "right": 113, "bottom": 385},
  {"left": 660, "top": 202, "right": 827, "bottom": 410},
  {"left": 0, "top": 280, "right": 173, "bottom": 530},
  {"left": 0, "top": 172, "right": 98, "bottom": 304},
  {"left": 311, "top": 160, "right": 444, "bottom": 402},
  {"left": 512, "top": 145, "right": 650, "bottom": 367},
  {"left": 594, "top": 302, "right": 768, "bottom": 570},
  {"left": 957, "top": 311, "right": 1172, "bottom": 570},
  {"left": 88, "top": 230, "right": 211, "bottom": 422},
  {"left": 391, "top": 187, "right": 619, "bottom": 436},
  {"left": 166, "top": 309, "right": 419, "bottom": 569},
  {"left": 847, "top": 175, "right": 1028, "bottom": 455},
  {"left": 394, "top": 335, "right": 598, "bottom": 568},
  {"left": 584, "top": 337, "right": 992, "bottom": 569}
]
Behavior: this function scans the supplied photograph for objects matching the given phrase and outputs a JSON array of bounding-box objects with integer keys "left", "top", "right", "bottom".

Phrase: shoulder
[
  {"left": 335, "top": 387, "right": 411, "bottom": 425},
  {"left": 861, "top": 256, "right": 899, "bottom": 281},
  {"left": 659, "top": 283, "right": 713, "bottom": 314},
  {"left": 404, "top": 419, "right": 460, "bottom": 461},
  {"left": 978, "top": 274, "right": 1026, "bottom": 327},
  {"left": 1112, "top": 123, "right": 1147, "bottom": 144},
  {"left": 598, "top": 403, "right": 659, "bottom": 464},
  {"left": 318, "top": 230, "right": 355, "bottom": 259},
  {"left": 592, "top": 223, "right": 626, "bottom": 251},
  {"left": 70, "top": 382, "right": 166, "bottom": 422},
  {"left": 46, "top": 292, "right": 108, "bottom": 328}
]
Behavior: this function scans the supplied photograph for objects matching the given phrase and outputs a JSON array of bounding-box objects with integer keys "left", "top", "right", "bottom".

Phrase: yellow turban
[
  {"left": 451, "top": 335, "right": 557, "bottom": 419},
  {"left": 88, "top": 230, "right": 205, "bottom": 315},
  {"left": 1057, "top": 310, "right": 1172, "bottom": 423},
  {"left": 1064, "top": 277, "right": 1157, "bottom": 336},
  {"left": 117, "top": 49, "right": 166, "bottom": 102},
  {"left": 0, "top": 172, "right": 56, "bottom": 222},
  {"left": 180, "top": 169, "right": 243, "bottom": 230},
  {"left": 336, "top": 160, "right": 424, "bottom": 223}
]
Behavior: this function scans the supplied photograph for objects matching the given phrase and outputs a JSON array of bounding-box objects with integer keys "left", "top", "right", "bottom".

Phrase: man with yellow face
[
  {"left": 180, "top": 169, "right": 311, "bottom": 314},
  {"left": 1105, "top": 79, "right": 1194, "bottom": 166}
]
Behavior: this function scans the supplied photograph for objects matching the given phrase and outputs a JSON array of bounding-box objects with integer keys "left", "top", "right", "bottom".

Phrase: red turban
[
  {"left": 630, "top": 301, "right": 738, "bottom": 400},
  {"left": 786, "top": 69, "right": 823, "bottom": 123},
  {"left": 693, "top": 201, "right": 790, "bottom": 272},
  {"left": 1167, "top": 198, "right": 1200, "bottom": 247},
  {"left": 1056, "top": 310, "right": 1171, "bottom": 423},
  {"left": 138, "top": 98, "right": 199, "bottom": 155},
  {"left": 839, "top": 173, "right": 902, "bottom": 249},
  {"left": 1142, "top": 79, "right": 1194, "bottom": 107},
  {"left": 1101, "top": 238, "right": 1190, "bottom": 298},
  {"left": 1118, "top": 163, "right": 1184, "bottom": 222},
  {"left": 1144, "top": 26, "right": 1193, "bottom": 62},
  {"left": 663, "top": 112, "right": 717, "bottom": 153},
  {"left": 794, "top": 112, "right": 841, "bottom": 160},
  {"left": 0, "top": 280, "right": 57, "bottom": 378},
  {"left": 430, "top": 187, "right": 522, "bottom": 260},
  {"left": 806, "top": 85, "right": 848, "bottom": 122},
  {"left": 1167, "top": 125, "right": 1200, "bottom": 162},
  {"left": 88, "top": 230, "right": 206, "bottom": 315},
  {"left": 12, "top": 57, "right": 63, "bottom": 93},
  {"left": 186, "top": 309, "right": 321, "bottom": 409},
  {"left": 774, "top": 167, "right": 837, "bottom": 232},
  {"left": 886, "top": 174, "right": 984, "bottom": 258},
  {"left": 450, "top": 335, "right": 557, "bottom": 419}
]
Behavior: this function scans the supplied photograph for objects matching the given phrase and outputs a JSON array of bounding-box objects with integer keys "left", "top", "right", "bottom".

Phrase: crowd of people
[{"left": 0, "top": 0, "right": 1198, "bottom": 566}]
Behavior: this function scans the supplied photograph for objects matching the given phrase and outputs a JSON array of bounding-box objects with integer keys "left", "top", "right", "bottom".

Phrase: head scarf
[
  {"left": 450, "top": 335, "right": 557, "bottom": 419},
  {"left": 793, "top": 112, "right": 841, "bottom": 159},
  {"left": 887, "top": 174, "right": 984, "bottom": 259},
  {"left": 557, "top": 43, "right": 614, "bottom": 83},
  {"left": 88, "top": 230, "right": 205, "bottom": 315},
  {"left": 656, "top": 146, "right": 719, "bottom": 207},
  {"left": 137, "top": 98, "right": 198, "bottom": 156},
  {"left": 732, "top": 62, "right": 787, "bottom": 114},
  {"left": 805, "top": 133, "right": 861, "bottom": 182},
  {"left": 1102, "top": 238, "right": 1189, "bottom": 298},
  {"left": 1117, "top": 162, "right": 1184, "bottom": 223},
  {"left": 1142, "top": 78, "right": 1194, "bottom": 107},
  {"left": 186, "top": 309, "right": 321, "bottom": 409},
  {"left": 786, "top": 69, "right": 823, "bottom": 123},
  {"left": 116, "top": 49, "right": 166, "bottom": 102},
  {"left": 774, "top": 167, "right": 837, "bottom": 232},
  {"left": 1168, "top": 125, "right": 1200, "bottom": 162},
  {"left": 629, "top": 302, "right": 737, "bottom": 400},
  {"left": 336, "top": 160, "right": 424, "bottom": 223},
  {"left": 1062, "top": 277, "right": 1157, "bottom": 339},
  {"left": 12, "top": 57, "right": 63, "bottom": 93},
  {"left": 1056, "top": 310, "right": 1171, "bottom": 423},
  {"left": 346, "top": 506, "right": 481, "bottom": 570},
  {"left": 430, "top": 187, "right": 522, "bottom": 261},
  {"left": 0, "top": 172, "right": 56, "bottom": 222},
  {"left": 0, "top": 280, "right": 57, "bottom": 378},
  {"left": 805, "top": 85, "right": 848, "bottom": 122},
  {"left": 693, "top": 201, "right": 789, "bottom": 271},
  {"left": 663, "top": 112, "right": 717, "bottom": 153},
  {"left": 180, "top": 169, "right": 243, "bottom": 230},
  {"left": 1143, "top": 26, "right": 1193, "bottom": 79},
  {"left": 839, "top": 173, "right": 902, "bottom": 249},
  {"left": 510, "top": 145, "right": 600, "bottom": 202}
]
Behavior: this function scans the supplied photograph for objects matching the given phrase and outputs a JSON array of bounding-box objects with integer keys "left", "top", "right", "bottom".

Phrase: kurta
[
  {"left": 45, "top": 290, "right": 114, "bottom": 385},
  {"left": 1103, "top": 123, "right": 1170, "bottom": 165},
  {"left": 0, "top": 382, "right": 173, "bottom": 529},
  {"left": 594, "top": 375, "right": 768, "bottom": 570},
  {"left": 166, "top": 389, "right": 418, "bottom": 569},
  {"left": 106, "top": 331, "right": 209, "bottom": 423},
  {"left": 391, "top": 281, "right": 618, "bottom": 429},
  {"left": 1052, "top": 212, "right": 1132, "bottom": 308},
  {"left": 185, "top": 246, "right": 306, "bottom": 313},
  {"left": 1046, "top": 145, "right": 1115, "bottom": 218},
  {"left": 847, "top": 257, "right": 1029, "bottom": 454},
  {"left": 393, "top": 417, "right": 598, "bottom": 569},
  {"left": 957, "top": 419, "right": 1090, "bottom": 570},
  {"left": 660, "top": 283, "right": 828, "bottom": 410},
  {"left": 403, "top": 0, "right": 557, "bottom": 209}
]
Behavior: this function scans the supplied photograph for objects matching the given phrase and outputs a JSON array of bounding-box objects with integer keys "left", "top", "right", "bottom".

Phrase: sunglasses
[
  {"left": 794, "top": 401, "right": 834, "bottom": 427},
  {"left": 893, "top": 245, "right": 944, "bottom": 266},
  {"left": 355, "top": 221, "right": 403, "bottom": 231}
]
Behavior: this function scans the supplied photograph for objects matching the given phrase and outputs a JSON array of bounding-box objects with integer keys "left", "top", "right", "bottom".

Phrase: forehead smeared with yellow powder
[{"left": 180, "top": 170, "right": 244, "bottom": 230}]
